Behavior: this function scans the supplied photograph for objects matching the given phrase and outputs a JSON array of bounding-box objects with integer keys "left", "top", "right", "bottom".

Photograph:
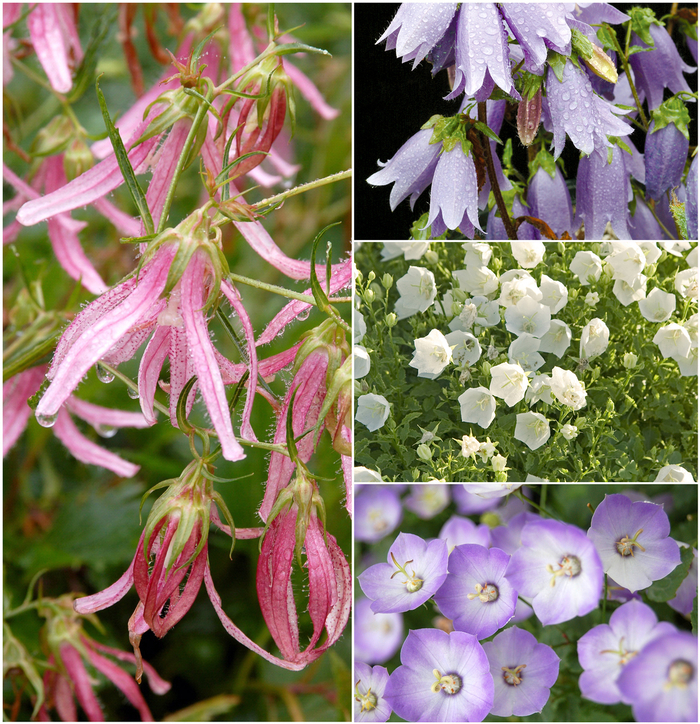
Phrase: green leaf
[
  {"left": 473, "top": 120, "right": 502, "bottom": 145},
  {"left": 596, "top": 24, "right": 618, "bottom": 52},
  {"left": 646, "top": 544, "right": 694, "bottom": 601},
  {"left": 66, "top": 6, "right": 115, "bottom": 103},
  {"left": 309, "top": 222, "right": 341, "bottom": 314},
  {"left": 629, "top": 6, "right": 661, "bottom": 46},
  {"left": 95, "top": 77, "right": 154, "bottom": 235}
]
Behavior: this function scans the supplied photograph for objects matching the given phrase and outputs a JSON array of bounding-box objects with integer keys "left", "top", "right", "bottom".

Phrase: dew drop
[
  {"left": 536, "top": 27, "right": 547, "bottom": 37},
  {"left": 96, "top": 364, "right": 115, "bottom": 384},
  {"left": 576, "top": 125, "right": 583, "bottom": 132},
  {"left": 483, "top": 46, "right": 493, "bottom": 55},
  {"left": 570, "top": 101, "right": 578, "bottom": 110},
  {"left": 562, "top": 91, "right": 570, "bottom": 101},
  {"left": 298, "top": 309, "right": 311, "bottom": 321},
  {"left": 95, "top": 424, "right": 118, "bottom": 439},
  {"left": 128, "top": 387, "right": 140, "bottom": 400},
  {"left": 36, "top": 412, "right": 58, "bottom": 428},
  {"left": 563, "top": 112, "right": 570, "bottom": 120},
  {"left": 546, "top": 10, "right": 554, "bottom": 17}
]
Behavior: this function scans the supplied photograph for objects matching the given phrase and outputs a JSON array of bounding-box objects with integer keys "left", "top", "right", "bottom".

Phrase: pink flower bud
[{"left": 517, "top": 89, "right": 542, "bottom": 146}]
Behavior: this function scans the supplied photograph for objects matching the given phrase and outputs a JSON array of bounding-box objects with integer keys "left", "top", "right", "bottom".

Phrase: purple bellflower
[
  {"left": 384, "top": 628, "right": 494, "bottom": 722},
  {"left": 587, "top": 493, "right": 681, "bottom": 593},
  {"left": 687, "top": 155, "right": 698, "bottom": 240},
  {"left": 354, "top": 596, "right": 404, "bottom": 665},
  {"left": 617, "top": 630, "right": 698, "bottom": 722},
  {"left": 355, "top": 485, "right": 403, "bottom": 543},
  {"left": 355, "top": 662, "right": 393, "bottom": 723},
  {"left": 434, "top": 544, "right": 517, "bottom": 639},
  {"left": 358, "top": 532, "right": 449, "bottom": 613},
  {"left": 452, "top": 485, "right": 499, "bottom": 516},
  {"left": 578, "top": 599, "right": 676, "bottom": 705},
  {"left": 483, "top": 625, "right": 561, "bottom": 717},
  {"left": 438, "top": 515, "right": 491, "bottom": 551},
  {"left": 506, "top": 519, "right": 603, "bottom": 626},
  {"left": 526, "top": 163, "right": 573, "bottom": 240},
  {"left": 645, "top": 119, "right": 690, "bottom": 201}
]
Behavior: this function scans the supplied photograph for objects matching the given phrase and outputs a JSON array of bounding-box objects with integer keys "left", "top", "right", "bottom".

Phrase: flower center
[
  {"left": 431, "top": 669, "right": 462, "bottom": 695},
  {"left": 368, "top": 510, "right": 388, "bottom": 534},
  {"left": 459, "top": 303, "right": 478, "bottom": 328},
  {"left": 502, "top": 664, "right": 526, "bottom": 686},
  {"left": 546, "top": 554, "right": 581, "bottom": 586},
  {"left": 600, "top": 636, "right": 638, "bottom": 666},
  {"left": 418, "top": 278, "right": 433, "bottom": 298},
  {"left": 523, "top": 318, "right": 536, "bottom": 334},
  {"left": 390, "top": 552, "right": 423, "bottom": 593},
  {"left": 432, "top": 344, "right": 449, "bottom": 363},
  {"left": 615, "top": 528, "right": 645, "bottom": 557},
  {"left": 354, "top": 681, "right": 377, "bottom": 712},
  {"left": 467, "top": 582, "right": 499, "bottom": 603},
  {"left": 664, "top": 660, "right": 694, "bottom": 690}
]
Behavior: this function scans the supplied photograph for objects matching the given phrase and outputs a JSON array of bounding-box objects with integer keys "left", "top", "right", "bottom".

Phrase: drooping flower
[
  {"left": 358, "top": 532, "right": 448, "bottom": 614},
  {"left": 355, "top": 486, "right": 403, "bottom": 543},
  {"left": 356, "top": 393, "right": 391, "bottom": 432},
  {"left": 435, "top": 544, "right": 517, "bottom": 639},
  {"left": 409, "top": 329, "right": 453, "bottom": 378},
  {"left": 550, "top": 366, "right": 587, "bottom": 410},
  {"left": 354, "top": 467, "right": 383, "bottom": 483},
  {"left": 580, "top": 318, "right": 609, "bottom": 359},
  {"left": 354, "top": 596, "right": 404, "bottom": 665},
  {"left": 616, "top": 631, "right": 698, "bottom": 722},
  {"left": 686, "top": 155, "right": 698, "bottom": 240},
  {"left": 380, "top": 241, "right": 431, "bottom": 261},
  {"left": 587, "top": 493, "right": 681, "bottom": 592},
  {"left": 537, "top": 320, "right": 571, "bottom": 359},
  {"left": 384, "top": 628, "right": 495, "bottom": 722},
  {"left": 561, "top": 423, "right": 579, "bottom": 440},
  {"left": 638, "top": 287, "right": 677, "bottom": 323},
  {"left": 483, "top": 625, "right": 560, "bottom": 717},
  {"left": 577, "top": 599, "right": 677, "bottom": 705},
  {"left": 506, "top": 519, "right": 603, "bottom": 626},
  {"left": 514, "top": 411, "right": 551, "bottom": 450},
  {"left": 458, "top": 386, "right": 497, "bottom": 428},
  {"left": 675, "top": 268, "right": 698, "bottom": 300},
  {"left": 489, "top": 362, "right": 530, "bottom": 406},
  {"left": 526, "top": 164, "right": 574, "bottom": 241},
  {"left": 355, "top": 662, "right": 393, "bottom": 723},
  {"left": 645, "top": 119, "right": 690, "bottom": 201}
]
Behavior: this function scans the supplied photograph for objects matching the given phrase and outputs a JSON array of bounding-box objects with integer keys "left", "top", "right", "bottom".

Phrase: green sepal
[
  {"left": 649, "top": 97, "right": 691, "bottom": 141},
  {"left": 547, "top": 51, "right": 568, "bottom": 83},
  {"left": 571, "top": 28, "right": 594, "bottom": 60},
  {"left": 269, "top": 42, "right": 331, "bottom": 58},
  {"left": 66, "top": 5, "right": 114, "bottom": 103},
  {"left": 3, "top": 624, "right": 45, "bottom": 720},
  {"left": 518, "top": 70, "right": 544, "bottom": 102},
  {"left": 120, "top": 234, "right": 157, "bottom": 245},
  {"left": 596, "top": 24, "right": 618, "bottom": 53},
  {"left": 30, "top": 115, "right": 74, "bottom": 157},
  {"left": 421, "top": 114, "right": 444, "bottom": 130},
  {"left": 191, "top": 27, "right": 222, "bottom": 70},
  {"left": 473, "top": 121, "right": 501, "bottom": 145},
  {"left": 212, "top": 491, "right": 236, "bottom": 558},
  {"left": 285, "top": 387, "right": 301, "bottom": 466},
  {"left": 95, "top": 77, "right": 154, "bottom": 235},
  {"left": 669, "top": 192, "right": 688, "bottom": 240},
  {"left": 228, "top": 369, "right": 250, "bottom": 416},
  {"left": 309, "top": 222, "right": 342, "bottom": 315},
  {"left": 176, "top": 376, "right": 198, "bottom": 433},
  {"left": 139, "top": 477, "right": 179, "bottom": 523},
  {"left": 529, "top": 146, "right": 557, "bottom": 180},
  {"left": 628, "top": 6, "right": 662, "bottom": 46},
  {"left": 613, "top": 137, "right": 633, "bottom": 156},
  {"left": 311, "top": 355, "right": 351, "bottom": 445},
  {"left": 626, "top": 45, "right": 653, "bottom": 57},
  {"left": 3, "top": 333, "right": 61, "bottom": 383}
]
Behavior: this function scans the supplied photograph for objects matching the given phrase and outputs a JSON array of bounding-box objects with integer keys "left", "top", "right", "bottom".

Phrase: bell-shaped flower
[
  {"left": 458, "top": 386, "right": 497, "bottom": 428},
  {"left": 580, "top": 318, "right": 610, "bottom": 359},
  {"left": 366, "top": 128, "right": 441, "bottom": 212},
  {"left": 505, "top": 296, "right": 551, "bottom": 338},
  {"left": 404, "top": 483, "right": 451, "bottom": 519},
  {"left": 425, "top": 142, "right": 482, "bottom": 238},
  {"left": 569, "top": 250, "right": 602, "bottom": 285},
  {"left": 543, "top": 61, "right": 631, "bottom": 160},
  {"left": 490, "top": 362, "right": 530, "bottom": 406},
  {"left": 439, "top": 515, "right": 492, "bottom": 551},
  {"left": 645, "top": 118, "right": 690, "bottom": 200},
  {"left": 629, "top": 22, "right": 696, "bottom": 110},
  {"left": 356, "top": 393, "right": 391, "bottom": 432},
  {"left": 613, "top": 273, "right": 648, "bottom": 306},
  {"left": 550, "top": 366, "right": 587, "bottom": 410},
  {"left": 655, "top": 464, "right": 695, "bottom": 482},
  {"left": 380, "top": 241, "right": 431, "bottom": 261},
  {"left": 354, "top": 308, "right": 367, "bottom": 344},
  {"left": 409, "top": 329, "right": 453, "bottom": 379},
  {"left": 538, "top": 274, "right": 568, "bottom": 314},
  {"left": 575, "top": 145, "right": 632, "bottom": 240},
  {"left": 354, "top": 345, "right": 371, "bottom": 379},
  {"left": 638, "top": 287, "right": 676, "bottom": 322},
  {"left": 514, "top": 411, "right": 551, "bottom": 450},
  {"left": 675, "top": 269, "right": 698, "bottom": 300},
  {"left": 509, "top": 334, "right": 545, "bottom": 372},
  {"left": 452, "top": 265, "right": 499, "bottom": 297},
  {"left": 526, "top": 164, "right": 574, "bottom": 240},
  {"left": 499, "top": 273, "right": 542, "bottom": 308},
  {"left": 354, "top": 596, "right": 404, "bottom": 665},
  {"left": 538, "top": 320, "right": 572, "bottom": 358},
  {"left": 526, "top": 373, "right": 554, "bottom": 405},
  {"left": 447, "top": 3, "right": 518, "bottom": 101},
  {"left": 355, "top": 486, "right": 403, "bottom": 544},
  {"left": 606, "top": 242, "right": 646, "bottom": 285},
  {"left": 395, "top": 265, "right": 437, "bottom": 319},
  {"left": 653, "top": 323, "right": 692, "bottom": 359},
  {"left": 446, "top": 330, "right": 481, "bottom": 366}
]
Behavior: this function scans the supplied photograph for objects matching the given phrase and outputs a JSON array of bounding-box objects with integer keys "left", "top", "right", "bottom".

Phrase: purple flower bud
[
  {"left": 527, "top": 164, "right": 573, "bottom": 239},
  {"left": 645, "top": 120, "right": 690, "bottom": 200},
  {"left": 517, "top": 89, "right": 542, "bottom": 146},
  {"left": 687, "top": 155, "right": 698, "bottom": 239}
]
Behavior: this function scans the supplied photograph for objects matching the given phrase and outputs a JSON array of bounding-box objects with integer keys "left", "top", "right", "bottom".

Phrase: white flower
[
  {"left": 654, "top": 464, "right": 695, "bottom": 482},
  {"left": 511, "top": 241, "right": 545, "bottom": 268},
  {"left": 580, "top": 318, "right": 609, "bottom": 359},
  {"left": 525, "top": 474, "right": 549, "bottom": 482},
  {"left": 353, "top": 345, "right": 371, "bottom": 379},
  {"left": 477, "top": 438, "right": 498, "bottom": 461},
  {"left": 452, "top": 265, "right": 499, "bottom": 297},
  {"left": 684, "top": 314, "right": 698, "bottom": 348},
  {"left": 561, "top": 423, "right": 579, "bottom": 440},
  {"left": 538, "top": 319, "right": 572, "bottom": 358},
  {"left": 675, "top": 268, "right": 698, "bottom": 300},
  {"left": 687, "top": 246, "right": 698, "bottom": 267},
  {"left": 660, "top": 241, "right": 692, "bottom": 257},
  {"left": 673, "top": 347, "right": 698, "bottom": 376},
  {"left": 458, "top": 386, "right": 497, "bottom": 428},
  {"left": 622, "top": 352, "right": 638, "bottom": 368},
  {"left": 445, "top": 330, "right": 481, "bottom": 366},
  {"left": 653, "top": 323, "right": 692, "bottom": 359},
  {"left": 380, "top": 241, "right": 430, "bottom": 261},
  {"left": 490, "top": 362, "right": 529, "bottom": 406},
  {"left": 464, "top": 482, "right": 519, "bottom": 497},
  {"left": 515, "top": 411, "right": 551, "bottom": 450},
  {"left": 550, "top": 366, "right": 587, "bottom": 410},
  {"left": 353, "top": 467, "right": 383, "bottom": 482},
  {"left": 498, "top": 272, "right": 542, "bottom": 308},
  {"left": 539, "top": 273, "right": 568, "bottom": 313},
  {"left": 638, "top": 287, "right": 676, "bottom": 323},
  {"left": 354, "top": 308, "right": 367, "bottom": 344},
  {"left": 504, "top": 296, "right": 551, "bottom": 338},
  {"left": 458, "top": 434, "right": 481, "bottom": 458},
  {"left": 612, "top": 274, "right": 647, "bottom": 306},
  {"left": 457, "top": 301, "right": 479, "bottom": 328},
  {"left": 462, "top": 242, "right": 492, "bottom": 267},
  {"left": 409, "top": 329, "right": 453, "bottom": 378},
  {"left": 508, "top": 334, "right": 544, "bottom": 372},
  {"left": 526, "top": 373, "right": 554, "bottom": 405},
  {"left": 490, "top": 456, "right": 508, "bottom": 473},
  {"left": 606, "top": 242, "right": 646, "bottom": 285},
  {"left": 356, "top": 393, "right": 391, "bottom": 431},
  {"left": 395, "top": 266, "right": 437, "bottom": 319},
  {"left": 473, "top": 296, "right": 501, "bottom": 328},
  {"left": 569, "top": 250, "right": 602, "bottom": 285},
  {"left": 637, "top": 241, "right": 662, "bottom": 266},
  {"left": 584, "top": 292, "right": 600, "bottom": 306}
]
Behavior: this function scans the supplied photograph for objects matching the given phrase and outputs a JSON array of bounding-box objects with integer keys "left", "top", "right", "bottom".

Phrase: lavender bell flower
[
  {"left": 366, "top": 128, "right": 441, "bottom": 211},
  {"left": 384, "top": 628, "right": 494, "bottom": 722},
  {"left": 668, "top": 543, "right": 697, "bottom": 616},
  {"left": 355, "top": 596, "right": 404, "bottom": 665},
  {"left": 587, "top": 493, "right": 681, "bottom": 592},
  {"left": 438, "top": 515, "right": 491, "bottom": 551},
  {"left": 483, "top": 625, "right": 560, "bottom": 717},
  {"left": 527, "top": 163, "right": 573, "bottom": 240},
  {"left": 434, "top": 544, "right": 517, "bottom": 639},
  {"left": 355, "top": 485, "right": 403, "bottom": 543},
  {"left": 645, "top": 119, "right": 690, "bottom": 201},
  {"left": 687, "top": 155, "right": 698, "bottom": 240},
  {"left": 575, "top": 145, "right": 632, "bottom": 240},
  {"left": 577, "top": 599, "right": 677, "bottom": 705},
  {"left": 358, "top": 532, "right": 448, "bottom": 613},
  {"left": 355, "top": 662, "right": 392, "bottom": 723},
  {"left": 629, "top": 197, "right": 665, "bottom": 240},
  {"left": 404, "top": 483, "right": 451, "bottom": 518}
]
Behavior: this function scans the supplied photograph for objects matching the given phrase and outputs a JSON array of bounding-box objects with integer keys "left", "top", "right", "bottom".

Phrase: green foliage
[{"left": 646, "top": 544, "right": 695, "bottom": 602}]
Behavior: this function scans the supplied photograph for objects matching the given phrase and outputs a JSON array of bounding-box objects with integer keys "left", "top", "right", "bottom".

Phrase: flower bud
[
  {"left": 30, "top": 115, "right": 73, "bottom": 157},
  {"left": 491, "top": 454, "right": 507, "bottom": 472},
  {"left": 517, "top": 89, "right": 542, "bottom": 146},
  {"left": 364, "top": 288, "right": 375, "bottom": 303},
  {"left": 367, "top": 271, "right": 376, "bottom": 282},
  {"left": 385, "top": 312, "right": 398, "bottom": 328},
  {"left": 425, "top": 250, "right": 439, "bottom": 265},
  {"left": 63, "top": 138, "right": 94, "bottom": 181},
  {"left": 583, "top": 44, "right": 618, "bottom": 84},
  {"left": 381, "top": 273, "right": 394, "bottom": 289},
  {"left": 417, "top": 443, "right": 433, "bottom": 461},
  {"left": 622, "top": 352, "right": 638, "bottom": 368},
  {"left": 561, "top": 423, "right": 579, "bottom": 440}
]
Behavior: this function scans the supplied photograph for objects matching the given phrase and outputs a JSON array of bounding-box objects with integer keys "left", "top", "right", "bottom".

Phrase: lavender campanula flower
[
  {"left": 355, "top": 486, "right": 403, "bottom": 543},
  {"left": 355, "top": 596, "right": 404, "bottom": 665},
  {"left": 355, "top": 662, "right": 392, "bottom": 723},
  {"left": 587, "top": 493, "right": 681, "bottom": 592},
  {"left": 645, "top": 119, "right": 690, "bottom": 200},
  {"left": 543, "top": 61, "right": 632, "bottom": 161},
  {"left": 687, "top": 155, "right": 698, "bottom": 240},
  {"left": 577, "top": 599, "right": 677, "bottom": 705},
  {"left": 526, "top": 164, "right": 573, "bottom": 240},
  {"left": 435, "top": 544, "right": 517, "bottom": 639},
  {"left": 483, "top": 626, "right": 560, "bottom": 716},
  {"left": 629, "top": 22, "right": 696, "bottom": 110},
  {"left": 358, "top": 532, "right": 448, "bottom": 613},
  {"left": 438, "top": 515, "right": 491, "bottom": 551},
  {"left": 507, "top": 519, "right": 603, "bottom": 626},
  {"left": 404, "top": 483, "right": 451, "bottom": 518},
  {"left": 378, "top": 3, "right": 457, "bottom": 70},
  {"left": 617, "top": 631, "right": 698, "bottom": 722},
  {"left": 629, "top": 197, "right": 665, "bottom": 240},
  {"left": 452, "top": 485, "right": 499, "bottom": 515},
  {"left": 575, "top": 145, "right": 632, "bottom": 240},
  {"left": 367, "top": 128, "right": 441, "bottom": 212},
  {"left": 384, "top": 628, "right": 494, "bottom": 722}
]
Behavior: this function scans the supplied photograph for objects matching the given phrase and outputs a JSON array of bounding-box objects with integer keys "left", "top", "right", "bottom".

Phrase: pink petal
[
  {"left": 74, "top": 547, "right": 136, "bottom": 615},
  {"left": 53, "top": 408, "right": 140, "bottom": 477},
  {"left": 92, "top": 198, "right": 141, "bottom": 236},
  {"left": 27, "top": 4, "right": 73, "bottom": 93},
  {"left": 58, "top": 643, "right": 105, "bottom": 722},
  {"left": 228, "top": 4, "right": 255, "bottom": 73},
  {"left": 341, "top": 448, "right": 352, "bottom": 517},
  {"left": 167, "top": 326, "right": 197, "bottom": 428},
  {"left": 101, "top": 321, "right": 159, "bottom": 367},
  {"left": 180, "top": 253, "right": 245, "bottom": 461},
  {"left": 210, "top": 505, "right": 263, "bottom": 539},
  {"left": 65, "top": 396, "right": 150, "bottom": 429},
  {"left": 283, "top": 59, "right": 340, "bottom": 120},
  {"left": 53, "top": 671, "right": 78, "bottom": 722},
  {"left": 3, "top": 366, "right": 46, "bottom": 456},
  {"left": 247, "top": 165, "right": 283, "bottom": 187},
  {"left": 138, "top": 326, "right": 171, "bottom": 426}
]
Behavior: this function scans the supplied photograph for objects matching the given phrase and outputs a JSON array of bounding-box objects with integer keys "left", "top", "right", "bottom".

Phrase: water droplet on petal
[
  {"left": 576, "top": 125, "right": 583, "bottom": 132},
  {"left": 483, "top": 46, "right": 493, "bottom": 56},
  {"left": 128, "top": 387, "right": 140, "bottom": 400},
  {"left": 536, "top": 28, "right": 546, "bottom": 37},
  {"left": 36, "top": 412, "right": 58, "bottom": 428},
  {"left": 95, "top": 424, "right": 118, "bottom": 439},
  {"left": 298, "top": 309, "right": 311, "bottom": 321},
  {"left": 96, "top": 364, "right": 115, "bottom": 384},
  {"left": 563, "top": 112, "right": 570, "bottom": 120},
  {"left": 562, "top": 92, "right": 570, "bottom": 101},
  {"left": 570, "top": 101, "right": 578, "bottom": 110}
]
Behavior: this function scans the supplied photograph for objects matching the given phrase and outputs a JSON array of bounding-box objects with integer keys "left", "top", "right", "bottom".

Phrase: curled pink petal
[
  {"left": 3, "top": 365, "right": 46, "bottom": 456},
  {"left": 65, "top": 397, "right": 150, "bottom": 429},
  {"left": 247, "top": 165, "right": 283, "bottom": 187},
  {"left": 27, "top": 4, "right": 76, "bottom": 94},
  {"left": 58, "top": 643, "right": 105, "bottom": 722},
  {"left": 86, "top": 639, "right": 171, "bottom": 695},
  {"left": 74, "top": 547, "right": 136, "bottom": 614},
  {"left": 53, "top": 671, "right": 78, "bottom": 722},
  {"left": 283, "top": 59, "right": 340, "bottom": 120},
  {"left": 167, "top": 326, "right": 196, "bottom": 428},
  {"left": 138, "top": 326, "right": 171, "bottom": 426}
]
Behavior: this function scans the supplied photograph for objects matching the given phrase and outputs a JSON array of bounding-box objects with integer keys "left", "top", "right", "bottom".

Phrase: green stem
[
  {"left": 615, "top": 22, "right": 648, "bottom": 129},
  {"left": 97, "top": 361, "right": 170, "bottom": 418},
  {"left": 213, "top": 42, "right": 278, "bottom": 95},
  {"left": 514, "top": 487, "right": 559, "bottom": 520},
  {"left": 228, "top": 273, "right": 347, "bottom": 305},
  {"left": 602, "top": 573, "right": 608, "bottom": 622}
]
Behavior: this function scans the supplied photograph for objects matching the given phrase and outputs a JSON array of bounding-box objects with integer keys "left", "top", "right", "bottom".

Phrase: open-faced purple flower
[
  {"left": 367, "top": 128, "right": 441, "bottom": 212},
  {"left": 355, "top": 662, "right": 393, "bottom": 723},
  {"left": 617, "top": 631, "right": 698, "bottom": 722},
  {"left": 645, "top": 118, "right": 690, "bottom": 201},
  {"left": 439, "top": 516, "right": 491, "bottom": 552},
  {"left": 358, "top": 532, "right": 449, "bottom": 613},
  {"left": 453, "top": 486, "right": 500, "bottom": 515},
  {"left": 384, "top": 628, "right": 494, "bottom": 722},
  {"left": 526, "top": 164, "right": 574, "bottom": 240},
  {"left": 425, "top": 143, "right": 482, "bottom": 238},
  {"left": 447, "top": 3, "right": 517, "bottom": 102},
  {"left": 587, "top": 493, "right": 681, "bottom": 592},
  {"left": 483, "top": 625, "right": 560, "bottom": 717},
  {"left": 578, "top": 599, "right": 677, "bottom": 705},
  {"left": 507, "top": 519, "right": 603, "bottom": 626},
  {"left": 355, "top": 596, "right": 404, "bottom": 665},
  {"left": 355, "top": 486, "right": 403, "bottom": 543},
  {"left": 435, "top": 544, "right": 517, "bottom": 639}
]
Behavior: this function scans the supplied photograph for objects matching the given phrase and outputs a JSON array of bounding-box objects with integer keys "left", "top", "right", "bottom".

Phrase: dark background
[{"left": 354, "top": 3, "right": 698, "bottom": 241}]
